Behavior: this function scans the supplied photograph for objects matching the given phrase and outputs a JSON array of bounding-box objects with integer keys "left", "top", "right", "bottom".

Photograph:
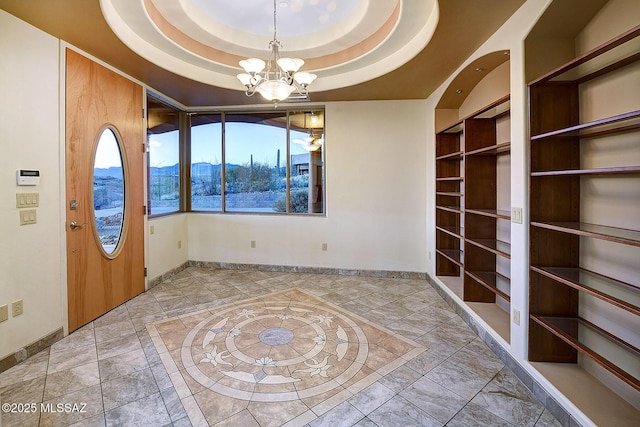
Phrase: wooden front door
[{"left": 65, "top": 49, "right": 145, "bottom": 331}]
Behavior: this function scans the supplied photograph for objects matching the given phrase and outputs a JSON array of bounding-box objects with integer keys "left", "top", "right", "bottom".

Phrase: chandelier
[
  {"left": 293, "top": 113, "right": 323, "bottom": 151},
  {"left": 294, "top": 130, "right": 324, "bottom": 152},
  {"left": 236, "top": 0, "right": 317, "bottom": 104}
]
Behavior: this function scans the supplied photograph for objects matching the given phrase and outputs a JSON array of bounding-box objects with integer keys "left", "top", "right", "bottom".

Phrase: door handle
[{"left": 69, "top": 221, "right": 87, "bottom": 230}]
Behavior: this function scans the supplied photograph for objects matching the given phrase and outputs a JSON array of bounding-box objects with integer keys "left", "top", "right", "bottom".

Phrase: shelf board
[
  {"left": 436, "top": 191, "right": 463, "bottom": 197},
  {"left": 530, "top": 315, "right": 640, "bottom": 392},
  {"left": 531, "top": 110, "right": 640, "bottom": 141},
  {"left": 438, "top": 275, "right": 463, "bottom": 299},
  {"left": 466, "top": 301, "right": 510, "bottom": 343},
  {"left": 436, "top": 248, "right": 464, "bottom": 268},
  {"left": 436, "top": 225, "right": 464, "bottom": 239},
  {"left": 436, "top": 176, "right": 464, "bottom": 181},
  {"left": 465, "top": 141, "right": 511, "bottom": 156},
  {"left": 530, "top": 25, "right": 640, "bottom": 85},
  {"left": 436, "top": 151, "right": 464, "bottom": 161},
  {"left": 437, "top": 121, "right": 464, "bottom": 135},
  {"left": 466, "top": 238, "right": 511, "bottom": 259},
  {"left": 436, "top": 205, "right": 463, "bottom": 214},
  {"left": 466, "top": 208, "right": 511, "bottom": 220},
  {"left": 531, "top": 266, "right": 640, "bottom": 316},
  {"left": 531, "top": 166, "right": 640, "bottom": 176},
  {"left": 464, "top": 95, "right": 511, "bottom": 121},
  {"left": 578, "top": 122, "right": 640, "bottom": 139},
  {"left": 531, "top": 362, "right": 640, "bottom": 427},
  {"left": 465, "top": 270, "right": 511, "bottom": 302},
  {"left": 531, "top": 221, "right": 640, "bottom": 247}
]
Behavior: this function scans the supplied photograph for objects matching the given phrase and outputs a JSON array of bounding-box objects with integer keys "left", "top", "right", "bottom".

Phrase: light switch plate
[
  {"left": 0, "top": 304, "right": 8, "bottom": 322},
  {"left": 20, "top": 209, "right": 37, "bottom": 225},
  {"left": 16, "top": 192, "right": 39, "bottom": 208},
  {"left": 12, "top": 300, "right": 23, "bottom": 317},
  {"left": 511, "top": 207, "right": 523, "bottom": 224}
]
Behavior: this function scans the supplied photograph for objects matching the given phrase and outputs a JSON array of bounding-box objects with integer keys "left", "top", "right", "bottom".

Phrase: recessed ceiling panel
[{"left": 100, "top": 0, "right": 439, "bottom": 92}]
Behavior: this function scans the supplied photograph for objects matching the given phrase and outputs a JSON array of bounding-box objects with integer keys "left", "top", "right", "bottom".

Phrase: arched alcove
[
  {"left": 433, "top": 49, "right": 513, "bottom": 343},
  {"left": 435, "top": 51, "right": 510, "bottom": 132}
]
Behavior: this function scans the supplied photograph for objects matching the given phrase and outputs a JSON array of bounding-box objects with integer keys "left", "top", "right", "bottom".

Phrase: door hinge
[
  {"left": 144, "top": 267, "right": 148, "bottom": 277},
  {"left": 143, "top": 205, "right": 147, "bottom": 215},
  {"left": 142, "top": 108, "right": 145, "bottom": 119}
]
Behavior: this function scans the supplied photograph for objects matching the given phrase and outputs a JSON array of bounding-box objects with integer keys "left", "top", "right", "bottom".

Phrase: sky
[
  {"left": 95, "top": 122, "right": 312, "bottom": 169},
  {"left": 94, "top": 128, "right": 122, "bottom": 169},
  {"left": 151, "top": 122, "right": 310, "bottom": 168}
]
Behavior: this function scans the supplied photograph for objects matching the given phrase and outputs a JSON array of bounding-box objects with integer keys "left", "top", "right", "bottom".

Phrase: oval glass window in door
[{"left": 93, "top": 127, "right": 126, "bottom": 256}]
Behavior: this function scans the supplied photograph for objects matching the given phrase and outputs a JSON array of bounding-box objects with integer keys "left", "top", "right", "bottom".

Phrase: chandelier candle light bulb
[{"left": 237, "top": 0, "right": 316, "bottom": 104}]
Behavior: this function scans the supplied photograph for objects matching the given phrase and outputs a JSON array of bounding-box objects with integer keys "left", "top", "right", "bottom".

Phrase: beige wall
[
  {"left": 187, "top": 100, "right": 429, "bottom": 273},
  {"left": 148, "top": 214, "right": 189, "bottom": 280},
  {"left": 0, "top": 10, "right": 63, "bottom": 360},
  {"left": 458, "top": 61, "right": 510, "bottom": 119}
]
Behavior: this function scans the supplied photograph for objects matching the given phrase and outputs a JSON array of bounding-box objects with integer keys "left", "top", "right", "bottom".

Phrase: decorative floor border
[{"left": 147, "top": 287, "right": 426, "bottom": 426}]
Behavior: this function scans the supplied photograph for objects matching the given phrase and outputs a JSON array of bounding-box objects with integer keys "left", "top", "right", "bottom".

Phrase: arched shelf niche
[{"left": 433, "top": 50, "right": 513, "bottom": 343}]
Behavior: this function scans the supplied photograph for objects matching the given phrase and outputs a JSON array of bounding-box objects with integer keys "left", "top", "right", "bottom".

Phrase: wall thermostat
[{"left": 17, "top": 169, "right": 40, "bottom": 186}]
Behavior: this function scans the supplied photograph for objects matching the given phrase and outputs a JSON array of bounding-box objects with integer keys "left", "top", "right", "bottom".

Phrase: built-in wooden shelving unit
[
  {"left": 435, "top": 95, "right": 512, "bottom": 342},
  {"left": 528, "top": 25, "right": 640, "bottom": 395}
]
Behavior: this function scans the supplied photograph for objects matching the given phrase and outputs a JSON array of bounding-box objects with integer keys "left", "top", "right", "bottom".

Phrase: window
[
  {"left": 147, "top": 96, "right": 181, "bottom": 215},
  {"left": 289, "top": 110, "right": 324, "bottom": 214},
  {"left": 191, "top": 114, "right": 222, "bottom": 211},
  {"left": 225, "top": 112, "right": 287, "bottom": 212},
  {"left": 190, "top": 109, "right": 325, "bottom": 214}
]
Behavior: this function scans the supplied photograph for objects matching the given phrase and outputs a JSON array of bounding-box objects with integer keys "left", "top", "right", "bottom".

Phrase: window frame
[
  {"left": 147, "top": 94, "right": 184, "bottom": 218},
  {"left": 147, "top": 96, "right": 326, "bottom": 218}
]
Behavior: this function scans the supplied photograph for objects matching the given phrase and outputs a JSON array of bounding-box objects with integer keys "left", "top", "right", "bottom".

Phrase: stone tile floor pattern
[{"left": 0, "top": 268, "right": 562, "bottom": 426}]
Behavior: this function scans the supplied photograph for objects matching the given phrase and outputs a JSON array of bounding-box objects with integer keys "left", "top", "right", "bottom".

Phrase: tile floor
[{"left": 0, "top": 268, "right": 562, "bottom": 426}]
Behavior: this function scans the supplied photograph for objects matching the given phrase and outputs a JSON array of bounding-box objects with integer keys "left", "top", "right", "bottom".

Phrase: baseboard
[
  {"left": 186, "top": 260, "right": 427, "bottom": 280},
  {"left": 0, "top": 327, "right": 64, "bottom": 375},
  {"left": 148, "top": 262, "right": 190, "bottom": 288}
]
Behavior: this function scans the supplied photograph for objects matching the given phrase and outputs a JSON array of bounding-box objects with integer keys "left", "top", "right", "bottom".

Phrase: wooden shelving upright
[
  {"left": 435, "top": 123, "right": 464, "bottom": 277},
  {"left": 528, "top": 25, "right": 640, "bottom": 393},
  {"left": 462, "top": 103, "right": 511, "bottom": 309}
]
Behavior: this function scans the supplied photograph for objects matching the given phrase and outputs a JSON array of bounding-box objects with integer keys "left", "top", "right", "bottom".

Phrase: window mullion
[
  {"left": 221, "top": 112, "right": 227, "bottom": 212},
  {"left": 181, "top": 111, "right": 191, "bottom": 212},
  {"left": 286, "top": 111, "right": 291, "bottom": 213}
]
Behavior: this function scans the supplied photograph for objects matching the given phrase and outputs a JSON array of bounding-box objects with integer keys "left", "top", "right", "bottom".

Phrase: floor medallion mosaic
[{"left": 147, "top": 288, "right": 427, "bottom": 426}]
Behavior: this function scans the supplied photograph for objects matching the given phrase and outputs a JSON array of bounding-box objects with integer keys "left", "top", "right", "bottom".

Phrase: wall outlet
[
  {"left": 513, "top": 308, "right": 520, "bottom": 326},
  {"left": 12, "top": 300, "right": 24, "bottom": 317},
  {"left": 322, "top": 243, "right": 327, "bottom": 251},
  {"left": 251, "top": 240, "right": 256, "bottom": 248},
  {"left": 0, "top": 304, "right": 8, "bottom": 322}
]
